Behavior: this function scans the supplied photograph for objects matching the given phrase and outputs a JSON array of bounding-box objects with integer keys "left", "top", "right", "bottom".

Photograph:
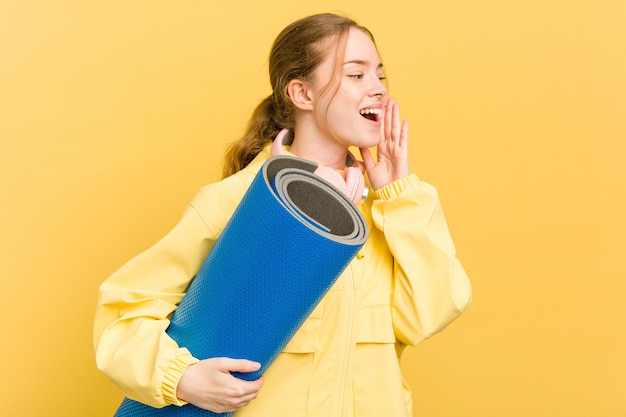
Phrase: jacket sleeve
[
  {"left": 370, "top": 174, "right": 472, "bottom": 346},
  {"left": 93, "top": 203, "right": 214, "bottom": 407}
]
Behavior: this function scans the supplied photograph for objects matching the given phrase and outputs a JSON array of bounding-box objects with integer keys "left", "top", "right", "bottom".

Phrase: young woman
[{"left": 94, "top": 13, "right": 472, "bottom": 417}]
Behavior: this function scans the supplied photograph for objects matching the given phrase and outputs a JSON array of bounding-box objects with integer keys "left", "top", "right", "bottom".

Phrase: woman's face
[{"left": 309, "top": 27, "right": 388, "bottom": 149}]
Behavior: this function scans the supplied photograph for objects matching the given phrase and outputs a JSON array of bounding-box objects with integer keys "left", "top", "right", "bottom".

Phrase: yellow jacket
[{"left": 94, "top": 145, "right": 472, "bottom": 417}]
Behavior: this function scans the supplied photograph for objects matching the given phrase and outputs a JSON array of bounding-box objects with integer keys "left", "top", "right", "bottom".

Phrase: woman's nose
[{"left": 370, "top": 77, "right": 388, "bottom": 97}]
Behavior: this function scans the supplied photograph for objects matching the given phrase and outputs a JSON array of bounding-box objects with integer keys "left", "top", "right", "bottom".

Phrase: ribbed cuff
[
  {"left": 374, "top": 174, "right": 420, "bottom": 200},
  {"left": 162, "top": 348, "right": 200, "bottom": 406}
]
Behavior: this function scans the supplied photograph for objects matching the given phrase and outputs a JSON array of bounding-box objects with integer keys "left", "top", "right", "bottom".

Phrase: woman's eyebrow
[{"left": 343, "top": 60, "right": 384, "bottom": 70}]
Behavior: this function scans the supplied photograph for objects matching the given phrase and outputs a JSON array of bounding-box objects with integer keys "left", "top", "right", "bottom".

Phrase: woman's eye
[{"left": 348, "top": 74, "right": 364, "bottom": 79}]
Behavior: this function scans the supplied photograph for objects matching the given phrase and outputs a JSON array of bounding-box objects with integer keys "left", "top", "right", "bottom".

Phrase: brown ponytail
[
  {"left": 221, "top": 95, "right": 282, "bottom": 178},
  {"left": 221, "top": 13, "right": 372, "bottom": 178}
]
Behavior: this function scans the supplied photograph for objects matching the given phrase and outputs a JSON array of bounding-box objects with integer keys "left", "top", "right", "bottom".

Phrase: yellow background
[{"left": 1, "top": 0, "right": 624, "bottom": 416}]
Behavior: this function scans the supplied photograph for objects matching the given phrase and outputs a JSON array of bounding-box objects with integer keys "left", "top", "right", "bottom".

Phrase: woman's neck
[{"left": 288, "top": 125, "right": 349, "bottom": 170}]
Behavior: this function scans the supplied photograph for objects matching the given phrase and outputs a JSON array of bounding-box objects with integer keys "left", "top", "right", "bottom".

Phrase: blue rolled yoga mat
[{"left": 114, "top": 155, "right": 369, "bottom": 417}]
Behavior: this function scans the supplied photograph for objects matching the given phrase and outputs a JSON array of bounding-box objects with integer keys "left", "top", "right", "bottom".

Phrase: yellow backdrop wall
[{"left": 1, "top": 1, "right": 624, "bottom": 416}]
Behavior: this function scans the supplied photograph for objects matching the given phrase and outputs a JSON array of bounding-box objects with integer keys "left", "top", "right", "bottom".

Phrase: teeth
[{"left": 359, "top": 108, "right": 381, "bottom": 115}]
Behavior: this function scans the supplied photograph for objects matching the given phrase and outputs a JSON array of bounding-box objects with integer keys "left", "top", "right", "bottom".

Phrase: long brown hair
[{"left": 221, "top": 13, "right": 375, "bottom": 178}]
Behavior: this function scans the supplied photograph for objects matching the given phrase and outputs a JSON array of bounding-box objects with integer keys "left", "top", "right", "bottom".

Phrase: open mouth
[{"left": 359, "top": 108, "right": 381, "bottom": 122}]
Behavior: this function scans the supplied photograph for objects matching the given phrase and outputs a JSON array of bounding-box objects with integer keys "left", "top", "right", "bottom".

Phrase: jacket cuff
[
  {"left": 162, "top": 348, "right": 200, "bottom": 406},
  {"left": 374, "top": 174, "right": 420, "bottom": 200}
]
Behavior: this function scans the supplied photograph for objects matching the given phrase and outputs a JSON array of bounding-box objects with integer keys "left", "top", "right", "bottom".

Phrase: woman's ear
[{"left": 287, "top": 79, "right": 314, "bottom": 111}]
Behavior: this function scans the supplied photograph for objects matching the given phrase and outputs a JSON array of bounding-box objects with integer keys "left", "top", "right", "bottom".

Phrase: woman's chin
[{"left": 357, "top": 136, "right": 383, "bottom": 149}]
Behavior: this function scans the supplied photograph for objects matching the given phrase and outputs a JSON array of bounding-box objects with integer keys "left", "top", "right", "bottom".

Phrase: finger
[
  {"left": 399, "top": 119, "right": 409, "bottom": 149},
  {"left": 358, "top": 147, "right": 376, "bottom": 170},
  {"left": 227, "top": 375, "right": 264, "bottom": 398},
  {"left": 384, "top": 97, "right": 394, "bottom": 140},
  {"left": 352, "top": 158, "right": 367, "bottom": 174},
  {"left": 227, "top": 386, "right": 262, "bottom": 411},
  {"left": 219, "top": 358, "right": 261, "bottom": 374},
  {"left": 241, "top": 376, "right": 265, "bottom": 398},
  {"left": 391, "top": 102, "right": 401, "bottom": 143}
]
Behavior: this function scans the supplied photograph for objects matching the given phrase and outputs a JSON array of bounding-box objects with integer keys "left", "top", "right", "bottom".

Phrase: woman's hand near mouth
[{"left": 358, "top": 97, "right": 410, "bottom": 190}]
